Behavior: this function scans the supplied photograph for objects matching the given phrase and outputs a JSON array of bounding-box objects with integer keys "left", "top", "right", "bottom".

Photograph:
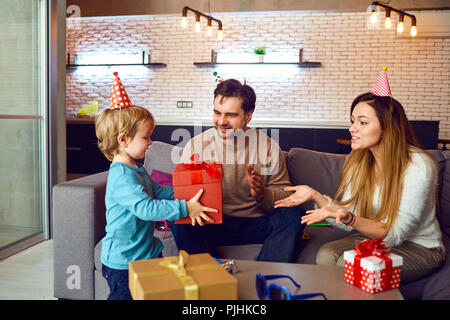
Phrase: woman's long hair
[{"left": 334, "top": 92, "right": 421, "bottom": 230}]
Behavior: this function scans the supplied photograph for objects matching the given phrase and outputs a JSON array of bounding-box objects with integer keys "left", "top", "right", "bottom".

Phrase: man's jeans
[{"left": 170, "top": 206, "right": 306, "bottom": 263}]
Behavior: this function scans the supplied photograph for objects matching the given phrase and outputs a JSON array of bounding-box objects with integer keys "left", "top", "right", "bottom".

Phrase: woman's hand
[
  {"left": 186, "top": 189, "right": 217, "bottom": 226},
  {"left": 274, "top": 185, "right": 318, "bottom": 208},
  {"left": 301, "top": 206, "right": 349, "bottom": 225}
]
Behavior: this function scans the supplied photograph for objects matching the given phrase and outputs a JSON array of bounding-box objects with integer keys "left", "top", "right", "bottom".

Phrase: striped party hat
[
  {"left": 371, "top": 66, "right": 392, "bottom": 97},
  {"left": 110, "top": 72, "right": 132, "bottom": 109}
]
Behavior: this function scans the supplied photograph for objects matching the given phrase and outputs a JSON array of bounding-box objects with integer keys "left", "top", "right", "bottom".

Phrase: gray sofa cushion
[
  {"left": 144, "top": 141, "right": 182, "bottom": 174},
  {"left": 438, "top": 151, "right": 450, "bottom": 237},
  {"left": 286, "top": 148, "right": 346, "bottom": 211},
  {"left": 94, "top": 241, "right": 102, "bottom": 271},
  {"left": 296, "top": 225, "right": 355, "bottom": 264},
  {"left": 422, "top": 233, "right": 450, "bottom": 299}
]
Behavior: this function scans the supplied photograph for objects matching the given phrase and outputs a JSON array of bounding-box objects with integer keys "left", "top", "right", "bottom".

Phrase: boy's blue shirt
[{"left": 101, "top": 162, "right": 188, "bottom": 270}]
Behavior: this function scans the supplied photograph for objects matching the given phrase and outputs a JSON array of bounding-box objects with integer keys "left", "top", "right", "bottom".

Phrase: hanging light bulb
[
  {"left": 181, "top": 16, "right": 188, "bottom": 28},
  {"left": 207, "top": 19, "right": 212, "bottom": 37},
  {"left": 195, "top": 22, "right": 201, "bottom": 32},
  {"left": 410, "top": 17, "right": 417, "bottom": 37},
  {"left": 217, "top": 22, "right": 224, "bottom": 40},
  {"left": 370, "top": 10, "right": 377, "bottom": 24},
  {"left": 397, "top": 15, "right": 404, "bottom": 33},
  {"left": 181, "top": 7, "right": 188, "bottom": 28},
  {"left": 217, "top": 30, "right": 224, "bottom": 41},
  {"left": 195, "top": 14, "right": 201, "bottom": 32},
  {"left": 384, "top": 8, "right": 391, "bottom": 29}
]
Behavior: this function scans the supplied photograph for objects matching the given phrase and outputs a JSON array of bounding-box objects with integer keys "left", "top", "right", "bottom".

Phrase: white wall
[{"left": 66, "top": 10, "right": 450, "bottom": 138}]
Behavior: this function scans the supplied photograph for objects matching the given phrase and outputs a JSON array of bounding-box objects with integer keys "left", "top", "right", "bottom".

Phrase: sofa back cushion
[
  {"left": 438, "top": 150, "right": 450, "bottom": 236},
  {"left": 144, "top": 141, "right": 182, "bottom": 174},
  {"left": 286, "top": 148, "right": 346, "bottom": 210},
  {"left": 421, "top": 150, "right": 448, "bottom": 237}
]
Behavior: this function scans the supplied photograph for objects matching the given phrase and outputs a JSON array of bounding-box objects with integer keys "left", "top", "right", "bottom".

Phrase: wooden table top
[{"left": 233, "top": 260, "right": 403, "bottom": 300}]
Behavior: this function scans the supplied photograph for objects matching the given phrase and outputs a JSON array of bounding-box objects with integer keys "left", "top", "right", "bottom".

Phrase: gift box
[
  {"left": 343, "top": 238, "right": 403, "bottom": 294},
  {"left": 129, "top": 250, "right": 238, "bottom": 300},
  {"left": 172, "top": 158, "right": 223, "bottom": 224}
]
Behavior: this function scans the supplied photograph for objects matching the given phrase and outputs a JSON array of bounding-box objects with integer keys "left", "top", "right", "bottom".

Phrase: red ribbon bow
[
  {"left": 179, "top": 154, "right": 222, "bottom": 184},
  {"left": 355, "top": 238, "right": 391, "bottom": 259},
  {"left": 353, "top": 238, "right": 393, "bottom": 292}
]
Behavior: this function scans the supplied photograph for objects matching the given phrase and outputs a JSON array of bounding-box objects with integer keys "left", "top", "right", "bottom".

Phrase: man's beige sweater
[{"left": 181, "top": 127, "right": 292, "bottom": 218}]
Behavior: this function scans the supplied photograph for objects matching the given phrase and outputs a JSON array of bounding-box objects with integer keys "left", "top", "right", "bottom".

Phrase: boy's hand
[
  {"left": 186, "top": 189, "right": 216, "bottom": 226},
  {"left": 246, "top": 165, "right": 264, "bottom": 201}
]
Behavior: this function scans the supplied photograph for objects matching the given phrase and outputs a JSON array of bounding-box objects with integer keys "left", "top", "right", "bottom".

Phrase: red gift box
[
  {"left": 343, "top": 238, "right": 403, "bottom": 294},
  {"left": 172, "top": 158, "right": 223, "bottom": 224}
]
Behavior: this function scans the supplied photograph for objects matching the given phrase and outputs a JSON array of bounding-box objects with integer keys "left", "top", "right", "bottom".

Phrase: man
[{"left": 170, "top": 79, "right": 306, "bottom": 263}]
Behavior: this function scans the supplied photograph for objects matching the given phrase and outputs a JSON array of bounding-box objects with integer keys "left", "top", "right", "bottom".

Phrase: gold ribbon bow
[{"left": 159, "top": 250, "right": 199, "bottom": 299}]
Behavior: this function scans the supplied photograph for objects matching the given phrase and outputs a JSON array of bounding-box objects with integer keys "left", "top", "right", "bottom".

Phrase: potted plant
[{"left": 253, "top": 46, "right": 267, "bottom": 63}]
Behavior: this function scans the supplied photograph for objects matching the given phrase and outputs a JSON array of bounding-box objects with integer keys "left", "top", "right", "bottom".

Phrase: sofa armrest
[{"left": 53, "top": 171, "right": 108, "bottom": 300}]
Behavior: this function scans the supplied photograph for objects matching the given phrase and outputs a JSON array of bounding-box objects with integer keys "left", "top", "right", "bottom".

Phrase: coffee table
[{"left": 233, "top": 260, "right": 403, "bottom": 300}]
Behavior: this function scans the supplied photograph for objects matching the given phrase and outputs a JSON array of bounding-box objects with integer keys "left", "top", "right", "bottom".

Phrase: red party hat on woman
[
  {"left": 371, "top": 66, "right": 392, "bottom": 97},
  {"left": 110, "top": 72, "right": 132, "bottom": 109}
]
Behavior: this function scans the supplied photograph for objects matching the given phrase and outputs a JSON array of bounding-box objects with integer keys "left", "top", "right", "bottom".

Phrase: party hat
[
  {"left": 371, "top": 66, "right": 392, "bottom": 97},
  {"left": 213, "top": 71, "right": 224, "bottom": 83},
  {"left": 110, "top": 71, "right": 132, "bottom": 109}
]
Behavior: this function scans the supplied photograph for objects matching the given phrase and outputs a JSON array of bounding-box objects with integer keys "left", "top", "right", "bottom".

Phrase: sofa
[{"left": 53, "top": 141, "right": 450, "bottom": 300}]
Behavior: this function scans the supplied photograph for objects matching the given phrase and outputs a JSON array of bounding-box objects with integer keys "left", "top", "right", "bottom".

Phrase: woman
[{"left": 275, "top": 70, "right": 445, "bottom": 283}]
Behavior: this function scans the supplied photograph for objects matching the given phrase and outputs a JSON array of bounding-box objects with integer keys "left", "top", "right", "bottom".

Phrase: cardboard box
[
  {"left": 129, "top": 251, "right": 238, "bottom": 300},
  {"left": 343, "top": 239, "right": 403, "bottom": 294},
  {"left": 172, "top": 162, "right": 223, "bottom": 224}
]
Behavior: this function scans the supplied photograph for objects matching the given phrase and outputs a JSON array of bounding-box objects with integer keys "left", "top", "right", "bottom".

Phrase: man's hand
[
  {"left": 246, "top": 165, "right": 264, "bottom": 201},
  {"left": 274, "top": 185, "right": 317, "bottom": 208}
]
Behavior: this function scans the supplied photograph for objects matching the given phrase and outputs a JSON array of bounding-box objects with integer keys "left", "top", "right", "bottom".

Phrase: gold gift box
[{"left": 129, "top": 250, "right": 238, "bottom": 300}]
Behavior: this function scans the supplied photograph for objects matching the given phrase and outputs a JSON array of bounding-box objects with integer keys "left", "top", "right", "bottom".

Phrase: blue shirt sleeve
[
  {"left": 109, "top": 167, "right": 187, "bottom": 221},
  {"left": 149, "top": 176, "right": 175, "bottom": 200}
]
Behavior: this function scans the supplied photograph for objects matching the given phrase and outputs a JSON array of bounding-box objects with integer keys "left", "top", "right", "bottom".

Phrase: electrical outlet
[{"left": 176, "top": 101, "right": 193, "bottom": 108}]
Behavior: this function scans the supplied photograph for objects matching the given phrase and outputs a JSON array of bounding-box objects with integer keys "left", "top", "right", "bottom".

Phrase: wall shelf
[
  {"left": 66, "top": 51, "right": 166, "bottom": 69},
  {"left": 193, "top": 49, "right": 321, "bottom": 68},
  {"left": 194, "top": 62, "right": 321, "bottom": 67},
  {"left": 66, "top": 63, "right": 166, "bottom": 69}
]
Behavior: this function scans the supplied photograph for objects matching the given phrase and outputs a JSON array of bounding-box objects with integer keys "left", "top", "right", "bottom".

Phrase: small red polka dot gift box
[{"left": 343, "top": 238, "right": 403, "bottom": 294}]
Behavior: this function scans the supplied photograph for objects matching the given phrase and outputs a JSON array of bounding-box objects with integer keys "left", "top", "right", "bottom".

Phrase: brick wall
[{"left": 66, "top": 11, "right": 450, "bottom": 139}]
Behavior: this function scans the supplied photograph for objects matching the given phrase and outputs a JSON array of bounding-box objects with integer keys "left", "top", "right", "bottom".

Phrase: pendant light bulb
[
  {"left": 217, "top": 29, "right": 224, "bottom": 41},
  {"left": 195, "top": 21, "right": 201, "bottom": 32},
  {"left": 370, "top": 11, "right": 377, "bottom": 24},
  {"left": 384, "top": 8, "right": 391, "bottom": 29},
  {"left": 181, "top": 16, "right": 188, "bottom": 28},
  {"left": 397, "top": 15, "right": 404, "bottom": 33},
  {"left": 195, "top": 14, "right": 201, "bottom": 32},
  {"left": 385, "top": 17, "right": 391, "bottom": 29},
  {"left": 207, "top": 19, "right": 212, "bottom": 37},
  {"left": 410, "top": 25, "right": 417, "bottom": 37}
]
